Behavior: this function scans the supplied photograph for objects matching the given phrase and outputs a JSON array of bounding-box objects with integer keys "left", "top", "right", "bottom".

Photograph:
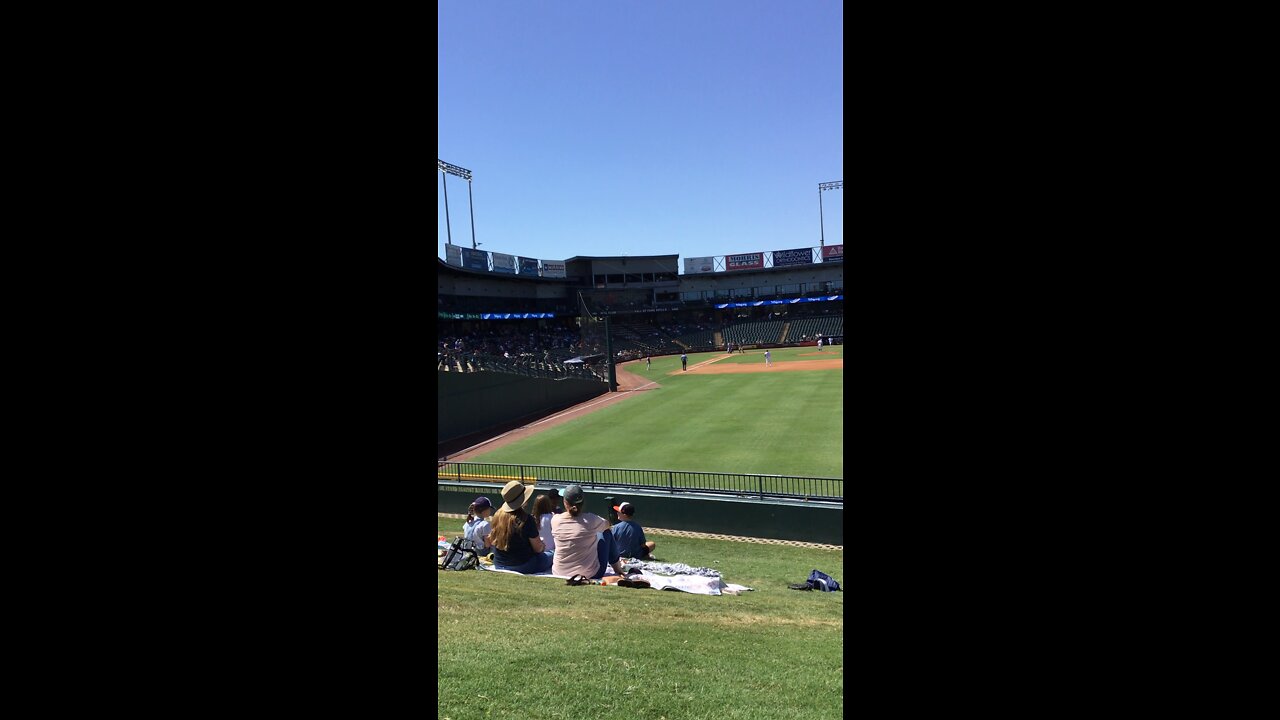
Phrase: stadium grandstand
[
  {"left": 437, "top": 247, "right": 843, "bottom": 455},
  {"left": 438, "top": 250, "right": 843, "bottom": 358}
]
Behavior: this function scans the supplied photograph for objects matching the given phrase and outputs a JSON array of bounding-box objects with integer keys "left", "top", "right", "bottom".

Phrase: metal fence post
[
  {"left": 669, "top": 471, "right": 674, "bottom": 491},
  {"left": 758, "top": 475, "right": 764, "bottom": 498}
]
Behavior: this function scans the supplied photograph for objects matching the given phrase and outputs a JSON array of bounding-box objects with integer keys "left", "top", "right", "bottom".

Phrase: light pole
[
  {"left": 819, "top": 180, "right": 843, "bottom": 247},
  {"left": 439, "top": 159, "right": 476, "bottom": 248}
]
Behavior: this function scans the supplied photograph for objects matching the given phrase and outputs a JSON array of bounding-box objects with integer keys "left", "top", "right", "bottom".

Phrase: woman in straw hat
[{"left": 489, "top": 480, "right": 553, "bottom": 574}]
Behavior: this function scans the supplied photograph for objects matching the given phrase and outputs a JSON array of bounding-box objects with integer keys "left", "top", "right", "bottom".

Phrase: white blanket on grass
[
  {"left": 441, "top": 539, "right": 753, "bottom": 595},
  {"left": 474, "top": 562, "right": 752, "bottom": 596}
]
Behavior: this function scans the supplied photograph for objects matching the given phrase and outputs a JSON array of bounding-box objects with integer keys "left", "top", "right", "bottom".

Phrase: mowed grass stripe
[
  {"left": 469, "top": 360, "right": 842, "bottom": 478},
  {"left": 437, "top": 518, "right": 843, "bottom": 720}
]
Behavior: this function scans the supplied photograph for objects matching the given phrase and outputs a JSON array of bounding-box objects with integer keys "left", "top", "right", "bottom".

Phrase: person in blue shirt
[
  {"left": 610, "top": 502, "right": 656, "bottom": 560},
  {"left": 463, "top": 496, "right": 494, "bottom": 553}
]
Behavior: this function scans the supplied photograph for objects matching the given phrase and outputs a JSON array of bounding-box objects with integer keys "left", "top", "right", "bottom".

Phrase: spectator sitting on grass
[
  {"left": 546, "top": 487, "right": 565, "bottom": 513},
  {"left": 552, "top": 485, "right": 624, "bottom": 580},
  {"left": 491, "top": 481, "right": 553, "bottom": 574},
  {"left": 530, "top": 493, "right": 557, "bottom": 554},
  {"left": 463, "top": 497, "right": 494, "bottom": 554},
  {"left": 610, "top": 502, "right": 656, "bottom": 559}
]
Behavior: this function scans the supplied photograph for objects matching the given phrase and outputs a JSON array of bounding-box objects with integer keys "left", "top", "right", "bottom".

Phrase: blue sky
[{"left": 438, "top": 1, "right": 843, "bottom": 267}]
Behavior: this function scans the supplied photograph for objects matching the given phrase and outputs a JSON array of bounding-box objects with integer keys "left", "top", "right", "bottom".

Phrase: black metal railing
[{"left": 436, "top": 461, "right": 842, "bottom": 502}]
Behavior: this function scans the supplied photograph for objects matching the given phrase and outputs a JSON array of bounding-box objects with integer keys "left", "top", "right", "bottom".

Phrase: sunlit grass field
[
  {"left": 437, "top": 517, "right": 844, "bottom": 720},
  {"left": 467, "top": 346, "right": 843, "bottom": 478}
]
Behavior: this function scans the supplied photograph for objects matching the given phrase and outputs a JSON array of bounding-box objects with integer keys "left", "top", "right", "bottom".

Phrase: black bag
[
  {"left": 788, "top": 570, "right": 841, "bottom": 592},
  {"left": 807, "top": 569, "right": 840, "bottom": 592},
  {"left": 439, "top": 536, "right": 481, "bottom": 571}
]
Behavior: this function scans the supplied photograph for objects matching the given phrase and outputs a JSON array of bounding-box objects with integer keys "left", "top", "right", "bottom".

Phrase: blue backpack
[{"left": 807, "top": 569, "right": 840, "bottom": 592}]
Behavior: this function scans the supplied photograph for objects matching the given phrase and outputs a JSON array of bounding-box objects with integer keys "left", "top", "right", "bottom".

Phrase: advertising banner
[
  {"left": 518, "top": 257, "right": 540, "bottom": 275},
  {"left": 445, "top": 245, "right": 463, "bottom": 266},
  {"left": 541, "top": 260, "right": 566, "bottom": 278},
  {"left": 772, "top": 247, "right": 814, "bottom": 267},
  {"left": 684, "top": 256, "right": 716, "bottom": 274},
  {"left": 725, "top": 252, "right": 764, "bottom": 271},
  {"left": 442, "top": 310, "right": 557, "bottom": 319},
  {"left": 491, "top": 252, "right": 516, "bottom": 274},
  {"left": 714, "top": 295, "right": 842, "bottom": 309},
  {"left": 821, "top": 245, "right": 844, "bottom": 263},
  {"left": 461, "top": 248, "right": 489, "bottom": 271}
]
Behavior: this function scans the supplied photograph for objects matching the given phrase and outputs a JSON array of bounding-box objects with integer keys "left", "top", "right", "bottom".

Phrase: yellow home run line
[{"left": 438, "top": 474, "right": 538, "bottom": 482}]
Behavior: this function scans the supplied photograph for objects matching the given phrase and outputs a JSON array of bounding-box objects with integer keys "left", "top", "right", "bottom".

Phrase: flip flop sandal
[{"left": 567, "top": 574, "right": 589, "bottom": 586}]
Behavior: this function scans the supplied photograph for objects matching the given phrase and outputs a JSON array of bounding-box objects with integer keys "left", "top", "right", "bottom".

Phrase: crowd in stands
[
  {"left": 439, "top": 324, "right": 582, "bottom": 361},
  {"left": 438, "top": 309, "right": 843, "bottom": 377},
  {"left": 438, "top": 323, "right": 612, "bottom": 381}
]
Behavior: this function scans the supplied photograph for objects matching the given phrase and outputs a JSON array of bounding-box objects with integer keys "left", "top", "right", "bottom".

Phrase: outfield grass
[
  {"left": 437, "top": 517, "right": 844, "bottom": 719},
  {"left": 467, "top": 346, "right": 843, "bottom": 478}
]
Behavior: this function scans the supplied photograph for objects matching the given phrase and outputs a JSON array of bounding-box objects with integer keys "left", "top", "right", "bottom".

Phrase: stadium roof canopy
[{"left": 563, "top": 255, "right": 678, "bottom": 263}]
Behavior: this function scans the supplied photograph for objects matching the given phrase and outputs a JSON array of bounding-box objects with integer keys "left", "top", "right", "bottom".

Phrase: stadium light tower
[
  {"left": 819, "top": 180, "right": 843, "bottom": 247},
  {"left": 439, "top": 159, "right": 477, "bottom": 249}
]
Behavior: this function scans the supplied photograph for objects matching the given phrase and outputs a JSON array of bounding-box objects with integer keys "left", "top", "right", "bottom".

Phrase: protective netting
[{"left": 577, "top": 292, "right": 608, "bottom": 360}]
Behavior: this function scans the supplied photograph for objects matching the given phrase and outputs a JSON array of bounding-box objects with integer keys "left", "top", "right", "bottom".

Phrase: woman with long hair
[
  {"left": 530, "top": 493, "right": 557, "bottom": 554},
  {"left": 490, "top": 481, "right": 553, "bottom": 574}
]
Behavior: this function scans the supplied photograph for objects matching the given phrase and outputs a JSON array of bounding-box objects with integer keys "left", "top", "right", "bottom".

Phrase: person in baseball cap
[
  {"left": 610, "top": 501, "right": 656, "bottom": 559},
  {"left": 562, "top": 484, "right": 586, "bottom": 507},
  {"left": 551, "top": 485, "right": 625, "bottom": 580},
  {"left": 463, "top": 496, "right": 495, "bottom": 552}
]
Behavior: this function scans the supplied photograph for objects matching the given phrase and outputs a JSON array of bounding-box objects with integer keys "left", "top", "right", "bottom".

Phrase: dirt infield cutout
[{"left": 671, "top": 354, "right": 842, "bottom": 375}]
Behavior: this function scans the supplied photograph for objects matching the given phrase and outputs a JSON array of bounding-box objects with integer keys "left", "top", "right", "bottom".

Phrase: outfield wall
[
  {"left": 438, "top": 481, "right": 843, "bottom": 545},
  {"left": 438, "top": 372, "right": 607, "bottom": 445}
]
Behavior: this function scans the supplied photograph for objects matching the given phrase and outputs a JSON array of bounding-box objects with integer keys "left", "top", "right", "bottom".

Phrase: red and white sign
[
  {"left": 821, "top": 245, "right": 843, "bottom": 262},
  {"left": 725, "top": 252, "right": 763, "bottom": 271}
]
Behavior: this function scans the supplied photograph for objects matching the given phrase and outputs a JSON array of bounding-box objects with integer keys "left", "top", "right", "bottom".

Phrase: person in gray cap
[{"left": 551, "top": 484, "right": 624, "bottom": 580}]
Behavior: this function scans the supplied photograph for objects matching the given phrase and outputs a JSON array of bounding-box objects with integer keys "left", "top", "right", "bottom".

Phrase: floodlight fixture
[
  {"left": 818, "top": 180, "right": 843, "bottom": 247},
  {"left": 439, "top": 159, "right": 478, "bottom": 248},
  {"left": 437, "top": 160, "right": 472, "bottom": 180}
]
